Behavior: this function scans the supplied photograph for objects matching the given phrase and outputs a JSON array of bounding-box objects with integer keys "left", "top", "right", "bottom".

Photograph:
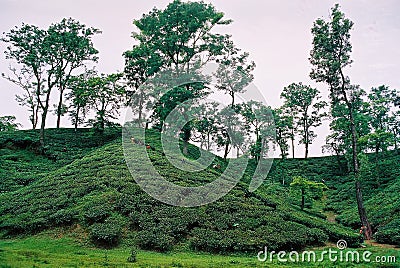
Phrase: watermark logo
[
  {"left": 336, "top": 239, "right": 347, "bottom": 250},
  {"left": 257, "top": 240, "right": 397, "bottom": 264},
  {"left": 122, "top": 64, "right": 276, "bottom": 207}
]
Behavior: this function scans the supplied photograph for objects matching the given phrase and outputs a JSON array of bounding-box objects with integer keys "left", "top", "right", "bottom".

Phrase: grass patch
[{"left": 0, "top": 236, "right": 398, "bottom": 267}]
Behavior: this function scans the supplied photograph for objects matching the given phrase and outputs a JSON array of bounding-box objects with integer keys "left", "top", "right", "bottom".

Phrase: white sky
[{"left": 0, "top": 0, "right": 399, "bottom": 157}]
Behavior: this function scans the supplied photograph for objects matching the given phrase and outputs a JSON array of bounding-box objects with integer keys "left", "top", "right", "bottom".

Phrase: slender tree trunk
[
  {"left": 332, "top": 68, "right": 373, "bottom": 239},
  {"left": 74, "top": 106, "right": 80, "bottom": 132},
  {"left": 356, "top": 181, "right": 372, "bottom": 239},
  {"left": 39, "top": 106, "right": 48, "bottom": 147},
  {"left": 305, "top": 146, "right": 309, "bottom": 159},
  {"left": 304, "top": 129, "right": 309, "bottom": 159},
  {"left": 34, "top": 105, "right": 39, "bottom": 129},
  {"left": 303, "top": 113, "right": 309, "bottom": 159},
  {"left": 348, "top": 96, "right": 372, "bottom": 240},
  {"left": 223, "top": 140, "right": 230, "bottom": 160},
  {"left": 39, "top": 84, "right": 52, "bottom": 147},
  {"left": 291, "top": 132, "right": 295, "bottom": 159},
  {"left": 31, "top": 106, "right": 36, "bottom": 129},
  {"left": 56, "top": 88, "right": 64, "bottom": 128},
  {"left": 138, "top": 92, "right": 144, "bottom": 127},
  {"left": 138, "top": 105, "right": 143, "bottom": 127}
]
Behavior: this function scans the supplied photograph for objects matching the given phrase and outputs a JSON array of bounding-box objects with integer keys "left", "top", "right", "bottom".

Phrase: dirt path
[
  {"left": 323, "top": 213, "right": 398, "bottom": 250},
  {"left": 366, "top": 240, "right": 399, "bottom": 249}
]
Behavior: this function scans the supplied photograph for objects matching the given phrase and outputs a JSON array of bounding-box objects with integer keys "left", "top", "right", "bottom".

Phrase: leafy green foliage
[
  {"left": 374, "top": 218, "right": 400, "bottom": 245},
  {"left": 309, "top": 3, "right": 373, "bottom": 238},
  {"left": 280, "top": 83, "right": 327, "bottom": 158},
  {"left": 1, "top": 18, "right": 100, "bottom": 144},
  {"left": 290, "top": 176, "right": 328, "bottom": 210},
  {"left": 0, "top": 128, "right": 359, "bottom": 252},
  {"left": 86, "top": 73, "right": 125, "bottom": 133},
  {"left": 0, "top": 116, "right": 21, "bottom": 132},
  {"left": 90, "top": 221, "right": 123, "bottom": 247}
]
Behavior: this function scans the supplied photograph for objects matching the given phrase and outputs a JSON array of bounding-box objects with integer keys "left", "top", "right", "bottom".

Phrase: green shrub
[
  {"left": 83, "top": 205, "right": 112, "bottom": 225},
  {"left": 374, "top": 219, "right": 400, "bottom": 246},
  {"left": 126, "top": 248, "right": 137, "bottom": 263},
  {"left": 90, "top": 222, "right": 122, "bottom": 247},
  {"left": 49, "top": 209, "right": 77, "bottom": 226},
  {"left": 136, "top": 228, "right": 174, "bottom": 252}
]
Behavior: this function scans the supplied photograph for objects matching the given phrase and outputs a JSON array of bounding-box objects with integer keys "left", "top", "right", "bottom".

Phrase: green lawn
[{"left": 0, "top": 236, "right": 398, "bottom": 267}]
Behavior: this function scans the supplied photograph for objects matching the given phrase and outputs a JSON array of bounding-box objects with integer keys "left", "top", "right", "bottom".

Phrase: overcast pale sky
[{"left": 0, "top": 0, "right": 399, "bottom": 157}]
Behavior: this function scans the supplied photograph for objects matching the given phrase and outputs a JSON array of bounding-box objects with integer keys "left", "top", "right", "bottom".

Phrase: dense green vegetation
[
  {"left": 0, "top": 128, "right": 399, "bottom": 267},
  {"left": 0, "top": 128, "right": 362, "bottom": 253}
]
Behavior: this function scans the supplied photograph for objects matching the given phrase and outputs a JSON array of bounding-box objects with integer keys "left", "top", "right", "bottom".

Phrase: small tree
[
  {"left": 2, "top": 66, "right": 40, "bottom": 129},
  {"left": 290, "top": 176, "right": 328, "bottom": 210},
  {"left": 0, "top": 116, "right": 21, "bottom": 132},
  {"left": 87, "top": 73, "right": 125, "bottom": 133},
  {"left": 215, "top": 40, "right": 255, "bottom": 107},
  {"left": 215, "top": 106, "right": 242, "bottom": 159},
  {"left": 272, "top": 108, "right": 293, "bottom": 159},
  {"left": 192, "top": 102, "right": 219, "bottom": 151},
  {"left": 281, "top": 82, "right": 326, "bottom": 159},
  {"left": 66, "top": 70, "right": 96, "bottom": 131},
  {"left": 2, "top": 23, "right": 50, "bottom": 146},
  {"left": 360, "top": 85, "right": 399, "bottom": 155}
]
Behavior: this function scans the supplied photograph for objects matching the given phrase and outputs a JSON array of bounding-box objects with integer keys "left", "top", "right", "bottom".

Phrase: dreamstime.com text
[{"left": 257, "top": 240, "right": 397, "bottom": 264}]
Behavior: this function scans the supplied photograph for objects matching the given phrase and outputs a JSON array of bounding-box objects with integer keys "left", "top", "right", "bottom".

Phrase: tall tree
[
  {"left": 309, "top": 4, "right": 372, "bottom": 238},
  {"left": 2, "top": 19, "right": 100, "bottom": 145},
  {"left": 123, "top": 44, "right": 162, "bottom": 127},
  {"left": 215, "top": 41, "right": 255, "bottom": 107},
  {"left": 2, "top": 23, "right": 56, "bottom": 147},
  {"left": 46, "top": 18, "right": 100, "bottom": 128},
  {"left": 281, "top": 82, "right": 326, "bottom": 159},
  {"left": 132, "top": 0, "right": 231, "bottom": 153}
]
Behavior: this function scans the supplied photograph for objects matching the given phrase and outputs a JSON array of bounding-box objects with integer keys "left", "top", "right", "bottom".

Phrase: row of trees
[
  {"left": 1, "top": 2, "right": 399, "bottom": 162},
  {"left": 1, "top": 18, "right": 101, "bottom": 146}
]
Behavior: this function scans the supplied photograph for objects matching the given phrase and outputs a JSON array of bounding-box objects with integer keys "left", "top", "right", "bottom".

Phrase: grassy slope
[
  {"left": 262, "top": 149, "right": 400, "bottom": 246},
  {"left": 0, "top": 128, "right": 399, "bottom": 267}
]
